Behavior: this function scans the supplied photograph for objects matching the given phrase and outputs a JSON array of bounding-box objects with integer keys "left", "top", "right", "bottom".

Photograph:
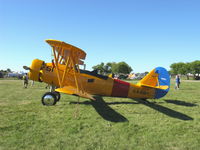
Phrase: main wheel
[
  {"left": 53, "top": 92, "right": 61, "bottom": 101},
  {"left": 42, "top": 92, "right": 57, "bottom": 106}
]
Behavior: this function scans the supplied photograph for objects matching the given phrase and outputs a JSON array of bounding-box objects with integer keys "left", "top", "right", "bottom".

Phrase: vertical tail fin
[{"left": 137, "top": 67, "right": 170, "bottom": 99}]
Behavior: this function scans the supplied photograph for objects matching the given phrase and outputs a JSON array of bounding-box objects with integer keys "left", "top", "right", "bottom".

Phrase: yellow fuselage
[{"left": 29, "top": 60, "right": 155, "bottom": 99}]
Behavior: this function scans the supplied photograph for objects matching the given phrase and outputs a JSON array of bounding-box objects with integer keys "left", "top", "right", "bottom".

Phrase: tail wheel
[
  {"left": 42, "top": 92, "right": 57, "bottom": 106},
  {"left": 53, "top": 92, "right": 61, "bottom": 101}
]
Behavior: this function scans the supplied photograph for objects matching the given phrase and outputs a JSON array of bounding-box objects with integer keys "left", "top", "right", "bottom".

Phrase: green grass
[{"left": 0, "top": 80, "right": 200, "bottom": 150}]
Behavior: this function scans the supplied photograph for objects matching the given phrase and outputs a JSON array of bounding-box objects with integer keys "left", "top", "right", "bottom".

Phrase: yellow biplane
[{"left": 24, "top": 39, "right": 170, "bottom": 105}]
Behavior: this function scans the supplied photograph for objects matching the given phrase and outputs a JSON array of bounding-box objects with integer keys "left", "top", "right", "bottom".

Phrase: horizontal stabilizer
[{"left": 140, "top": 84, "right": 169, "bottom": 90}]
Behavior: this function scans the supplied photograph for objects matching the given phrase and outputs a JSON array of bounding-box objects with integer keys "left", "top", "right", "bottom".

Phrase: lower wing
[{"left": 55, "top": 86, "right": 95, "bottom": 100}]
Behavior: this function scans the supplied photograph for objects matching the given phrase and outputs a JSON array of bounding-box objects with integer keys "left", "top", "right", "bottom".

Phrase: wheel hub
[{"left": 43, "top": 95, "right": 55, "bottom": 105}]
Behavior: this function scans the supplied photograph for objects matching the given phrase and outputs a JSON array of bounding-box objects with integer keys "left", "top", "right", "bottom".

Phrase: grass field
[{"left": 0, "top": 79, "right": 200, "bottom": 150}]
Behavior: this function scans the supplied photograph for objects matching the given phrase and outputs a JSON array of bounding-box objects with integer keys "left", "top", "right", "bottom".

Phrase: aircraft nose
[{"left": 28, "top": 59, "right": 44, "bottom": 81}]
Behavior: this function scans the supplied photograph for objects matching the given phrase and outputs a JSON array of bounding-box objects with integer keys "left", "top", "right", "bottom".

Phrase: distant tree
[
  {"left": 170, "top": 61, "right": 200, "bottom": 80},
  {"left": 178, "top": 63, "right": 191, "bottom": 80},
  {"left": 0, "top": 72, "right": 3, "bottom": 78},
  {"left": 112, "top": 61, "right": 132, "bottom": 74},
  {"left": 92, "top": 61, "right": 133, "bottom": 75},
  {"left": 170, "top": 62, "right": 185, "bottom": 75},
  {"left": 170, "top": 63, "right": 178, "bottom": 75},
  {"left": 185, "top": 63, "right": 192, "bottom": 80},
  {"left": 104, "top": 62, "right": 112, "bottom": 74},
  {"left": 92, "top": 62, "right": 105, "bottom": 75},
  {"left": 6, "top": 68, "right": 11, "bottom": 73},
  {"left": 190, "top": 60, "right": 200, "bottom": 79},
  {"left": 170, "top": 62, "right": 192, "bottom": 79},
  {"left": 0, "top": 69, "right": 9, "bottom": 77}
]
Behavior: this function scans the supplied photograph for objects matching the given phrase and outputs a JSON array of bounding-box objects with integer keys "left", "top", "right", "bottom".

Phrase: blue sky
[{"left": 1, "top": 0, "right": 200, "bottom": 73}]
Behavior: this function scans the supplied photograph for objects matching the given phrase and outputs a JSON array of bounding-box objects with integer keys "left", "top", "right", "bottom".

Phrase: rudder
[{"left": 137, "top": 67, "right": 170, "bottom": 99}]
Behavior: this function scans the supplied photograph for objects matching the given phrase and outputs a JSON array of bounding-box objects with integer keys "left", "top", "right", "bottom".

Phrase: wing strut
[{"left": 47, "top": 40, "right": 92, "bottom": 99}]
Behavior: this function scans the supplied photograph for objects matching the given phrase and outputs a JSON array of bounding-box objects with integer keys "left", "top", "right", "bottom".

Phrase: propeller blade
[{"left": 23, "top": 66, "right": 30, "bottom": 70}]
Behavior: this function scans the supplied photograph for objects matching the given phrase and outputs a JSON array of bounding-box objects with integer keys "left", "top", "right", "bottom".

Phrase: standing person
[
  {"left": 175, "top": 75, "right": 181, "bottom": 90},
  {"left": 23, "top": 73, "right": 29, "bottom": 88},
  {"left": 31, "top": 80, "right": 34, "bottom": 86}
]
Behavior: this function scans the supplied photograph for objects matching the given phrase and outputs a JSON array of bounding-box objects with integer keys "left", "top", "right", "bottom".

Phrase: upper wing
[{"left": 46, "top": 39, "right": 86, "bottom": 65}]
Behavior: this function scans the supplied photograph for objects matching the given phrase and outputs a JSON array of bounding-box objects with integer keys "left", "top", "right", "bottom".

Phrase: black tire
[
  {"left": 53, "top": 92, "right": 61, "bottom": 101},
  {"left": 42, "top": 92, "right": 57, "bottom": 106}
]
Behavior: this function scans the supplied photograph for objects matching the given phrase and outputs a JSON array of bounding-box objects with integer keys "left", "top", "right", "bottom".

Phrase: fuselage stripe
[{"left": 111, "top": 79, "right": 130, "bottom": 97}]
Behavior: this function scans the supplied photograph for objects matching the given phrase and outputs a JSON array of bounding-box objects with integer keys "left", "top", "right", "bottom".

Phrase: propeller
[{"left": 23, "top": 66, "right": 30, "bottom": 70}]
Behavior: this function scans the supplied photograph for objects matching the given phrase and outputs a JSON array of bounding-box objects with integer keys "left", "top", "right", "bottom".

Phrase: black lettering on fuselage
[{"left": 45, "top": 66, "right": 54, "bottom": 72}]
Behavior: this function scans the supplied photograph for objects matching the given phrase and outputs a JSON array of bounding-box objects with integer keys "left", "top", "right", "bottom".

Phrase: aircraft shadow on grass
[
  {"left": 70, "top": 96, "right": 130, "bottom": 122},
  {"left": 70, "top": 97, "right": 194, "bottom": 122},
  {"left": 164, "top": 99, "right": 198, "bottom": 107},
  {"left": 131, "top": 99, "right": 194, "bottom": 121}
]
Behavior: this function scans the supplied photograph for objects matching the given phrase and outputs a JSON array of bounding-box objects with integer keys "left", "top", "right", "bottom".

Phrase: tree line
[
  {"left": 92, "top": 61, "right": 132, "bottom": 75},
  {"left": 0, "top": 68, "right": 12, "bottom": 78},
  {"left": 93, "top": 60, "right": 200, "bottom": 80},
  {"left": 170, "top": 60, "right": 200, "bottom": 80}
]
